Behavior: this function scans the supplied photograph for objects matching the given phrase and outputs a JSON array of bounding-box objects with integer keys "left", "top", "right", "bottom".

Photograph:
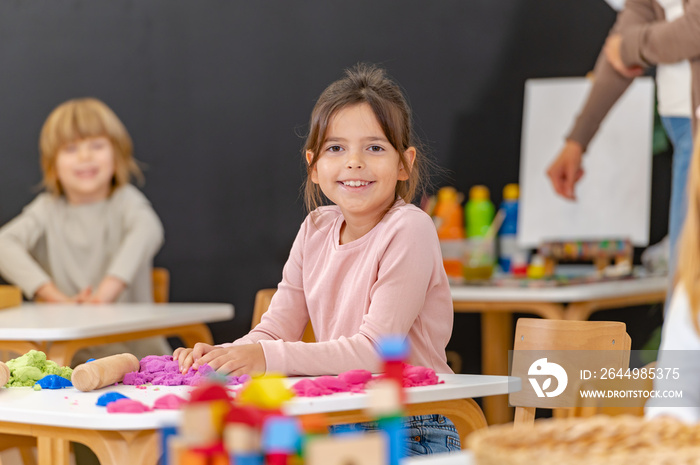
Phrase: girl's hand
[
  {"left": 87, "top": 276, "right": 126, "bottom": 303},
  {"left": 34, "top": 282, "right": 72, "bottom": 303},
  {"left": 174, "top": 342, "right": 215, "bottom": 373},
  {"left": 192, "top": 343, "right": 266, "bottom": 377},
  {"left": 73, "top": 287, "right": 93, "bottom": 303}
]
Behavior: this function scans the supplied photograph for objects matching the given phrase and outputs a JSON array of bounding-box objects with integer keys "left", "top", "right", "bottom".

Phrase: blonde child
[
  {"left": 645, "top": 110, "right": 700, "bottom": 422},
  {"left": 0, "top": 97, "right": 171, "bottom": 361},
  {"left": 175, "top": 64, "right": 458, "bottom": 454}
]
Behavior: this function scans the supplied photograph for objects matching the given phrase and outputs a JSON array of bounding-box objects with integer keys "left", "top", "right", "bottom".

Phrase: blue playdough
[
  {"left": 35, "top": 374, "right": 73, "bottom": 389},
  {"left": 96, "top": 392, "right": 129, "bottom": 407}
]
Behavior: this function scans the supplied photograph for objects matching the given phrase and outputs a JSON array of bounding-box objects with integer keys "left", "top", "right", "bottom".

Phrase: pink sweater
[{"left": 224, "top": 199, "right": 454, "bottom": 376}]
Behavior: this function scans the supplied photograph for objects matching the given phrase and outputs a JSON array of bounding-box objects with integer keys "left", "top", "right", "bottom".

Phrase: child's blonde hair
[
  {"left": 39, "top": 97, "right": 142, "bottom": 196},
  {"left": 678, "top": 124, "right": 700, "bottom": 332},
  {"left": 302, "top": 63, "right": 428, "bottom": 213}
]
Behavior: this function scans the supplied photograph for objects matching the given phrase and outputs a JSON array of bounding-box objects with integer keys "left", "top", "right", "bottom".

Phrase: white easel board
[{"left": 518, "top": 77, "right": 654, "bottom": 248}]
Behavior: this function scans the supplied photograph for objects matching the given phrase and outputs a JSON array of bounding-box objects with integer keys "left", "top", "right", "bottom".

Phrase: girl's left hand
[{"left": 192, "top": 343, "right": 266, "bottom": 377}]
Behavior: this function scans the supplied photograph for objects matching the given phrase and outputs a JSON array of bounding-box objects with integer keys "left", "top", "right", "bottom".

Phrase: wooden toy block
[
  {"left": 305, "top": 431, "right": 385, "bottom": 465},
  {"left": 178, "top": 450, "right": 208, "bottom": 465},
  {"left": 181, "top": 404, "right": 220, "bottom": 445},
  {"left": 298, "top": 413, "right": 327, "bottom": 435},
  {"left": 71, "top": 353, "right": 140, "bottom": 391},
  {"left": 367, "top": 379, "right": 402, "bottom": 417},
  {"left": 238, "top": 376, "right": 294, "bottom": 410},
  {"left": 210, "top": 452, "right": 229, "bottom": 465},
  {"left": 223, "top": 423, "right": 260, "bottom": 453},
  {"left": 167, "top": 435, "right": 191, "bottom": 465},
  {"left": 0, "top": 285, "right": 21, "bottom": 310}
]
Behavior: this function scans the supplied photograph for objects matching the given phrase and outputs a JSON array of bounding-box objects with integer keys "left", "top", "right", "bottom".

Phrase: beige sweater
[
  {"left": 0, "top": 184, "right": 163, "bottom": 301},
  {"left": 568, "top": 0, "right": 700, "bottom": 149}
]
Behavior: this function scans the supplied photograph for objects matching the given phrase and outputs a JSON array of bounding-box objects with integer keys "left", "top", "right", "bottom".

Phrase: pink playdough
[
  {"left": 153, "top": 394, "right": 187, "bottom": 410},
  {"left": 401, "top": 365, "right": 441, "bottom": 387},
  {"left": 291, "top": 365, "right": 440, "bottom": 397},
  {"left": 106, "top": 398, "right": 151, "bottom": 413}
]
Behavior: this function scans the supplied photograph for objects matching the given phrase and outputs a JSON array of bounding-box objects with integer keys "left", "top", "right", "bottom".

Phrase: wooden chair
[
  {"left": 253, "top": 288, "right": 315, "bottom": 342},
  {"left": 152, "top": 267, "right": 170, "bottom": 303},
  {"left": 0, "top": 285, "right": 21, "bottom": 310},
  {"left": 510, "top": 318, "right": 631, "bottom": 425},
  {"left": 252, "top": 288, "right": 488, "bottom": 447},
  {"left": 573, "top": 361, "right": 655, "bottom": 418}
]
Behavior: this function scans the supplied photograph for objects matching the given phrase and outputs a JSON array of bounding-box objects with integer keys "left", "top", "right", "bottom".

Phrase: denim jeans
[
  {"left": 661, "top": 116, "right": 693, "bottom": 312},
  {"left": 327, "top": 414, "right": 461, "bottom": 456}
]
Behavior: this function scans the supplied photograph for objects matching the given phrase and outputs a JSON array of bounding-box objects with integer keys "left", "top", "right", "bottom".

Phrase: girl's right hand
[
  {"left": 34, "top": 282, "right": 73, "bottom": 303},
  {"left": 174, "top": 342, "right": 215, "bottom": 373}
]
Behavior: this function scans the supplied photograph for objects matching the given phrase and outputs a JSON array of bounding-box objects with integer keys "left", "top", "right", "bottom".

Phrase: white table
[
  {"left": 0, "top": 374, "right": 518, "bottom": 465},
  {"left": 451, "top": 274, "right": 666, "bottom": 425},
  {"left": 404, "top": 451, "right": 473, "bottom": 465},
  {"left": 0, "top": 302, "right": 234, "bottom": 366}
]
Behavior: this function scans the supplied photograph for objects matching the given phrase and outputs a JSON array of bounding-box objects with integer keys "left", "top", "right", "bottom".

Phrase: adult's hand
[{"left": 546, "top": 140, "right": 585, "bottom": 200}]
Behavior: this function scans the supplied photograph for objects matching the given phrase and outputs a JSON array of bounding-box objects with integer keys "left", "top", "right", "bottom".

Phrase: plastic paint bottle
[
  {"left": 463, "top": 185, "right": 495, "bottom": 280},
  {"left": 465, "top": 185, "right": 495, "bottom": 238},
  {"left": 498, "top": 183, "right": 520, "bottom": 273},
  {"left": 433, "top": 187, "right": 464, "bottom": 279},
  {"left": 433, "top": 186, "right": 464, "bottom": 240}
]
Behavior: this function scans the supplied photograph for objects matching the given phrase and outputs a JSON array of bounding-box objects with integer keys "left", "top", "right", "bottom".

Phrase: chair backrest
[
  {"left": 0, "top": 285, "right": 22, "bottom": 310},
  {"left": 510, "top": 318, "right": 631, "bottom": 425},
  {"left": 252, "top": 288, "right": 315, "bottom": 343},
  {"left": 152, "top": 267, "right": 170, "bottom": 303},
  {"left": 573, "top": 361, "right": 655, "bottom": 418}
]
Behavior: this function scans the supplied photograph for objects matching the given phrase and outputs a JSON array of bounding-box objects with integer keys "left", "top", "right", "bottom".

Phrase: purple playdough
[{"left": 122, "top": 355, "right": 250, "bottom": 386}]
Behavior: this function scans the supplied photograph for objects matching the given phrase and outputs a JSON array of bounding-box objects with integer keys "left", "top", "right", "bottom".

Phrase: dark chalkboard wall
[{"left": 0, "top": 1, "right": 667, "bottom": 369}]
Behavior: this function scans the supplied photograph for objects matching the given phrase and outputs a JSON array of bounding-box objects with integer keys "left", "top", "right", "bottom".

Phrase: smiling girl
[
  {"left": 0, "top": 97, "right": 170, "bottom": 360},
  {"left": 174, "top": 64, "right": 458, "bottom": 454}
]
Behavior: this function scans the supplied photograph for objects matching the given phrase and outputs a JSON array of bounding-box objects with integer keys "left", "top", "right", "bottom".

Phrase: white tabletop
[
  {"left": 282, "top": 374, "right": 520, "bottom": 416},
  {"left": 0, "top": 374, "right": 519, "bottom": 431},
  {"left": 0, "top": 302, "right": 234, "bottom": 341},
  {"left": 451, "top": 274, "right": 666, "bottom": 303},
  {"left": 403, "top": 451, "right": 472, "bottom": 465}
]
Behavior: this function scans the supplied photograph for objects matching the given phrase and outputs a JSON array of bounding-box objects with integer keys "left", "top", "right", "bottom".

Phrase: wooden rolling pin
[
  {"left": 0, "top": 361, "right": 8, "bottom": 387},
  {"left": 72, "top": 353, "right": 140, "bottom": 392}
]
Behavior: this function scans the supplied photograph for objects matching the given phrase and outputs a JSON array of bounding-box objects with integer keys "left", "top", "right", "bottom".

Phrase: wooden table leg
[
  {"left": 37, "top": 436, "right": 69, "bottom": 465},
  {"left": 481, "top": 312, "right": 513, "bottom": 425},
  {"left": 0, "top": 421, "right": 159, "bottom": 465},
  {"left": 75, "top": 430, "right": 159, "bottom": 465}
]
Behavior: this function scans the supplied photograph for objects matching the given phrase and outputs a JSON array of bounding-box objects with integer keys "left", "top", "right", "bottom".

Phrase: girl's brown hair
[
  {"left": 39, "top": 97, "right": 142, "bottom": 196},
  {"left": 302, "top": 63, "right": 428, "bottom": 212},
  {"left": 678, "top": 124, "right": 700, "bottom": 332}
]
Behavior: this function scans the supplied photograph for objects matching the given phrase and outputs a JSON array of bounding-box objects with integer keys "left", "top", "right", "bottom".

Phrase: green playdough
[{"left": 5, "top": 350, "right": 72, "bottom": 387}]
